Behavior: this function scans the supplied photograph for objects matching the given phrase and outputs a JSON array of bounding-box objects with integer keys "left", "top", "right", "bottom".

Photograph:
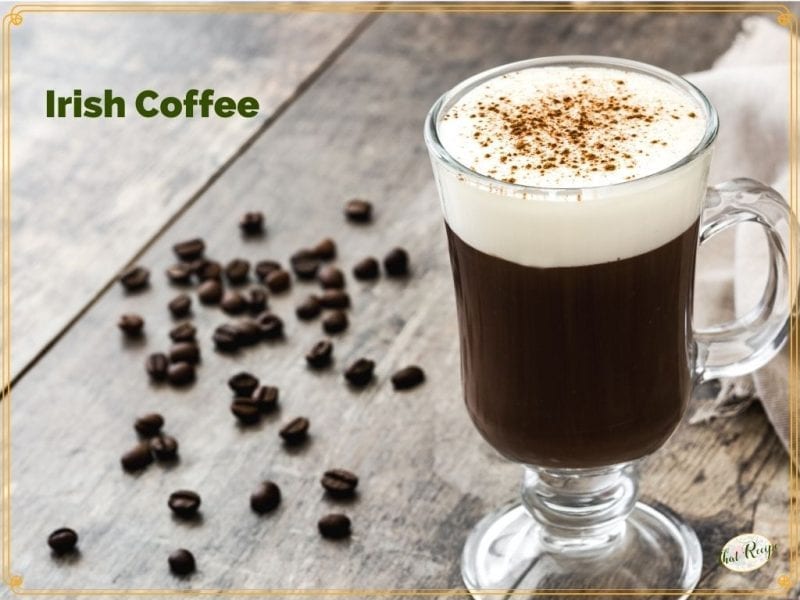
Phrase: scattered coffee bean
[
  {"left": 318, "top": 513, "right": 351, "bottom": 539},
  {"left": 321, "top": 469, "right": 359, "bottom": 498},
  {"left": 384, "top": 247, "right": 409, "bottom": 276},
  {"left": 134, "top": 413, "right": 164, "bottom": 437},
  {"left": 231, "top": 398, "right": 260, "bottom": 424},
  {"left": 319, "top": 290, "right": 350, "bottom": 309},
  {"left": 243, "top": 287, "right": 268, "bottom": 313},
  {"left": 197, "top": 279, "right": 223, "bottom": 304},
  {"left": 306, "top": 340, "right": 333, "bottom": 368},
  {"left": 313, "top": 238, "right": 336, "bottom": 261},
  {"left": 252, "top": 385, "right": 279, "bottom": 413},
  {"left": 255, "top": 260, "right": 282, "bottom": 282},
  {"left": 151, "top": 435, "right": 179, "bottom": 461},
  {"left": 344, "top": 198, "right": 372, "bottom": 223},
  {"left": 118, "top": 314, "right": 144, "bottom": 336},
  {"left": 119, "top": 265, "right": 150, "bottom": 291},
  {"left": 166, "top": 263, "right": 193, "bottom": 285},
  {"left": 250, "top": 481, "right": 281, "bottom": 514},
  {"left": 238, "top": 317, "right": 266, "bottom": 344},
  {"left": 240, "top": 211, "right": 264, "bottom": 235},
  {"left": 167, "top": 362, "right": 195, "bottom": 385},
  {"left": 296, "top": 295, "right": 321, "bottom": 320},
  {"left": 345, "top": 358, "right": 375, "bottom": 387},
  {"left": 169, "top": 322, "right": 196, "bottom": 343},
  {"left": 290, "top": 249, "right": 320, "bottom": 280},
  {"left": 225, "top": 259, "right": 250, "bottom": 285},
  {"left": 168, "top": 548, "right": 195, "bottom": 575},
  {"left": 353, "top": 257, "right": 379, "bottom": 280},
  {"left": 169, "top": 342, "right": 200, "bottom": 365},
  {"left": 322, "top": 310, "right": 348, "bottom": 334},
  {"left": 279, "top": 417, "right": 309, "bottom": 445},
  {"left": 266, "top": 269, "right": 291, "bottom": 293},
  {"left": 318, "top": 266, "right": 345, "bottom": 289},
  {"left": 121, "top": 443, "right": 154, "bottom": 472},
  {"left": 168, "top": 490, "right": 201, "bottom": 518},
  {"left": 48, "top": 528, "right": 78, "bottom": 554},
  {"left": 228, "top": 372, "right": 260, "bottom": 396},
  {"left": 168, "top": 293, "right": 192, "bottom": 318},
  {"left": 173, "top": 238, "right": 205, "bottom": 261},
  {"left": 221, "top": 290, "right": 246, "bottom": 315},
  {"left": 256, "top": 312, "right": 284, "bottom": 339},
  {"left": 391, "top": 365, "right": 425, "bottom": 390},
  {"left": 213, "top": 324, "right": 240, "bottom": 352},
  {"left": 194, "top": 259, "right": 222, "bottom": 281},
  {"left": 146, "top": 353, "right": 169, "bottom": 381}
]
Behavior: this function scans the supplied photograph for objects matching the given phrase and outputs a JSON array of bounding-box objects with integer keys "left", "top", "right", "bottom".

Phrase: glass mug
[{"left": 424, "top": 56, "right": 792, "bottom": 596}]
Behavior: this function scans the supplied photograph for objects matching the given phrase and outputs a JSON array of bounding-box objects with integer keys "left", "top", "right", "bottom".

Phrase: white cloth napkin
[{"left": 684, "top": 16, "right": 792, "bottom": 451}]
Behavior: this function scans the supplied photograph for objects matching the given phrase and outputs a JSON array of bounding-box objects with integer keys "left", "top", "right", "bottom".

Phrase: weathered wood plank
[
  {"left": 8, "top": 9, "right": 367, "bottom": 377},
  {"left": 10, "top": 9, "right": 786, "bottom": 594}
]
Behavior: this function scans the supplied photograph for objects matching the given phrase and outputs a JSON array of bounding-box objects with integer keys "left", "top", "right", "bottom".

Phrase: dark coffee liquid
[{"left": 446, "top": 220, "right": 699, "bottom": 468}]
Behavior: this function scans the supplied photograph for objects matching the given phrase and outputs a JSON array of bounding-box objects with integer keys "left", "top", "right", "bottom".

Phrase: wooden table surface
[{"left": 5, "top": 6, "right": 794, "bottom": 597}]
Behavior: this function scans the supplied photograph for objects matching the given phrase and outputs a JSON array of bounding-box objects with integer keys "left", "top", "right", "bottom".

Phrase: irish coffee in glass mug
[{"left": 424, "top": 56, "right": 792, "bottom": 595}]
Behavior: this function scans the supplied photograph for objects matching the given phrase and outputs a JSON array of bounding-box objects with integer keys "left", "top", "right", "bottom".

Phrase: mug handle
[{"left": 694, "top": 178, "right": 794, "bottom": 383}]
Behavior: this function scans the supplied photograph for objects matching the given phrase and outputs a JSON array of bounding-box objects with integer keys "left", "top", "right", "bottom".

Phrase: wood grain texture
[
  {"left": 9, "top": 9, "right": 790, "bottom": 595},
  {"left": 8, "top": 10, "right": 366, "bottom": 377}
]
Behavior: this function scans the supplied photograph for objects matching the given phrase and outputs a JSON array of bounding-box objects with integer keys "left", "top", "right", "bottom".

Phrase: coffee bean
[
  {"left": 391, "top": 365, "right": 425, "bottom": 390},
  {"left": 121, "top": 443, "right": 154, "bottom": 472},
  {"left": 252, "top": 385, "right": 279, "bottom": 413},
  {"left": 194, "top": 259, "right": 222, "bottom": 281},
  {"left": 384, "top": 247, "right": 409, "bottom": 276},
  {"left": 321, "top": 469, "right": 359, "bottom": 498},
  {"left": 279, "top": 417, "right": 309, "bottom": 445},
  {"left": 319, "top": 290, "right": 350, "bottom": 309},
  {"left": 228, "top": 372, "right": 259, "bottom": 396},
  {"left": 225, "top": 259, "right": 250, "bottom": 285},
  {"left": 166, "top": 263, "right": 193, "bottom": 285},
  {"left": 353, "top": 257, "right": 379, "bottom": 280},
  {"left": 344, "top": 198, "right": 372, "bottom": 223},
  {"left": 306, "top": 340, "right": 333, "bottom": 368},
  {"left": 119, "top": 265, "right": 150, "bottom": 291},
  {"left": 250, "top": 481, "right": 281, "bottom": 514},
  {"left": 296, "top": 295, "right": 321, "bottom": 320},
  {"left": 322, "top": 310, "right": 348, "bottom": 334},
  {"left": 167, "top": 362, "right": 195, "bottom": 385},
  {"left": 266, "top": 269, "right": 291, "bottom": 293},
  {"left": 231, "top": 398, "right": 260, "bottom": 424},
  {"left": 169, "top": 342, "right": 200, "bottom": 365},
  {"left": 168, "top": 548, "right": 195, "bottom": 575},
  {"left": 313, "top": 238, "right": 336, "bottom": 261},
  {"left": 290, "top": 249, "right": 320, "bottom": 280},
  {"left": 168, "top": 293, "right": 192, "bottom": 318},
  {"left": 237, "top": 317, "right": 265, "bottom": 344},
  {"left": 197, "top": 279, "right": 223, "bottom": 304},
  {"left": 169, "top": 322, "right": 196, "bottom": 343},
  {"left": 255, "top": 260, "right": 282, "bottom": 282},
  {"left": 256, "top": 312, "right": 284, "bottom": 340},
  {"left": 146, "top": 353, "right": 169, "bottom": 380},
  {"left": 134, "top": 413, "right": 164, "bottom": 437},
  {"left": 118, "top": 314, "right": 144, "bottom": 336},
  {"left": 173, "top": 238, "right": 205, "bottom": 261},
  {"left": 168, "top": 490, "right": 201, "bottom": 518},
  {"left": 318, "top": 266, "right": 345, "bottom": 289},
  {"left": 221, "top": 290, "right": 246, "bottom": 315},
  {"left": 48, "top": 528, "right": 78, "bottom": 554},
  {"left": 151, "top": 435, "right": 179, "bottom": 461},
  {"left": 243, "top": 287, "right": 268, "bottom": 313},
  {"left": 213, "top": 324, "right": 240, "bottom": 352},
  {"left": 318, "top": 513, "right": 351, "bottom": 539},
  {"left": 240, "top": 211, "right": 264, "bottom": 235},
  {"left": 344, "top": 358, "right": 375, "bottom": 387}
]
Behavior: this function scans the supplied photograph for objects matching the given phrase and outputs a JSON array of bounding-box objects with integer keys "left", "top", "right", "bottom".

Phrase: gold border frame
[{"left": 0, "top": 1, "right": 797, "bottom": 596}]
